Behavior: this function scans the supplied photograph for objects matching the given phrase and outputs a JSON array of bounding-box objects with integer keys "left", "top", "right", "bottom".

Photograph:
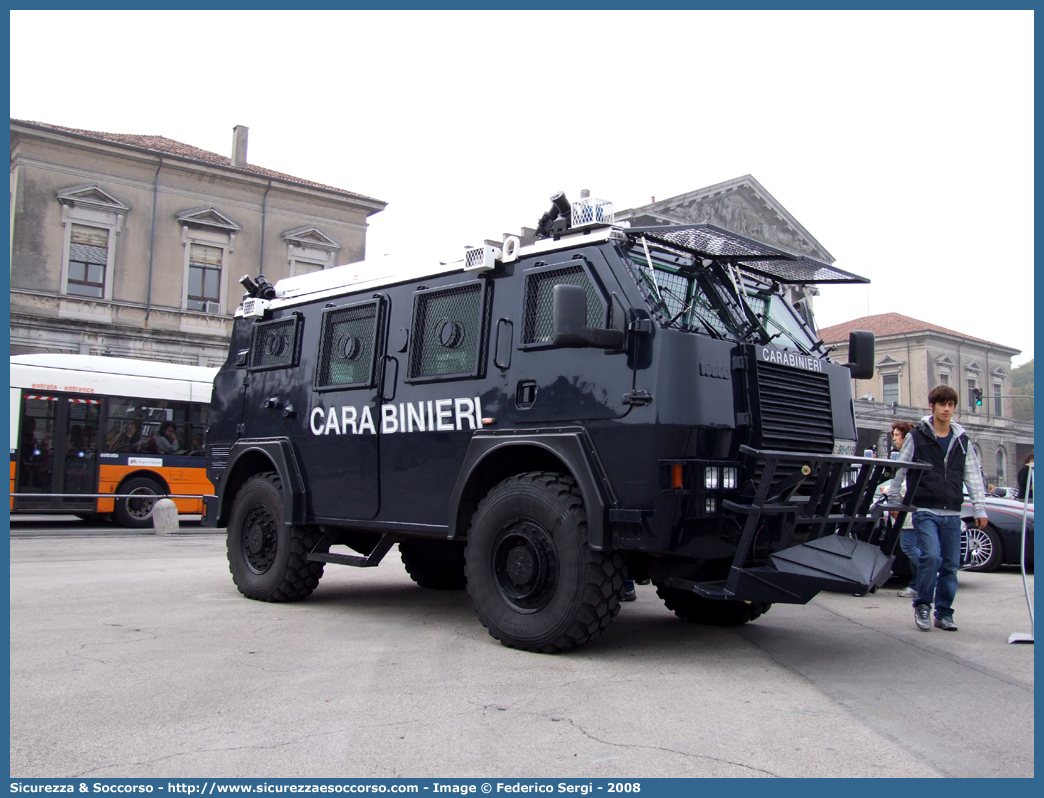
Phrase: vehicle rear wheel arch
[{"left": 116, "top": 470, "right": 171, "bottom": 497}]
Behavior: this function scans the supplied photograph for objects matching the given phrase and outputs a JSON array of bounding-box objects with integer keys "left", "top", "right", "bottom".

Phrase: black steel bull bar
[{"left": 665, "top": 445, "right": 931, "bottom": 604}]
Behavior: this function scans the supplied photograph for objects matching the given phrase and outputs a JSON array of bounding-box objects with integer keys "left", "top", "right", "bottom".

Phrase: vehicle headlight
[{"left": 704, "top": 467, "right": 719, "bottom": 489}]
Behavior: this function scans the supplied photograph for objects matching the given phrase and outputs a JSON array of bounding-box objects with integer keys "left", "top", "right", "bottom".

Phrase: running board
[
  {"left": 307, "top": 535, "right": 394, "bottom": 568},
  {"left": 665, "top": 534, "right": 894, "bottom": 605}
]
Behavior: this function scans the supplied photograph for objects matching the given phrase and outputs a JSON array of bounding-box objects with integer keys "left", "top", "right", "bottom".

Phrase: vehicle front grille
[
  {"left": 756, "top": 361, "right": 834, "bottom": 454},
  {"left": 209, "top": 445, "right": 231, "bottom": 470}
]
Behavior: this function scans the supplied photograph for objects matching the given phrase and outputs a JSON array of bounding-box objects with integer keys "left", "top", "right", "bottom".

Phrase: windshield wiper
[{"left": 639, "top": 237, "right": 665, "bottom": 304}]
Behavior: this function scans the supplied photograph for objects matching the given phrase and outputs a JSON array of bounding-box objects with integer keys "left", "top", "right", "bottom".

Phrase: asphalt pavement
[{"left": 8, "top": 519, "right": 1035, "bottom": 778}]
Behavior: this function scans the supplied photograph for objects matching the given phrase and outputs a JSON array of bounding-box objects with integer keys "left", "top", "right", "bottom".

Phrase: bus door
[{"left": 14, "top": 393, "right": 100, "bottom": 511}]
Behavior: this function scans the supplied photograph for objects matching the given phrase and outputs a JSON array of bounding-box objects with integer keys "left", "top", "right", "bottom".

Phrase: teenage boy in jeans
[{"left": 886, "top": 385, "right": 988, "bottom": 631}]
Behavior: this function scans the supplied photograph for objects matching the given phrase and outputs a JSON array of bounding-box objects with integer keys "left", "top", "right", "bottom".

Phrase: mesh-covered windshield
[{"left": 627, "top": 254, "right": 743, "bottom": 338}]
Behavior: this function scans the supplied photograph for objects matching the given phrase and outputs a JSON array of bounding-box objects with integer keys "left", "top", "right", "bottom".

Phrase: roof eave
[
  {"left": 11, "top": 119, "right": 387, "bottom": 211},
  {"left": 822, "top": 327, "right": 1020, "bottom": 355}
]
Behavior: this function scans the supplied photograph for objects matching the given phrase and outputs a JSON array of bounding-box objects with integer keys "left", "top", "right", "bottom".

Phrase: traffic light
[{"left": 973, "top": 388, "right": 983, "bottom": 406}]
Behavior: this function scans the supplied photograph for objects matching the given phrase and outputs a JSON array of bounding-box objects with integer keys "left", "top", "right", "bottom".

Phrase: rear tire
[
  {"left": 400, "top": 539, "right": 467, "bottom": 590},
  {"left": 227, "top": 472, "right": 325, "bottom": 601},
  {"left": 114, "top": 476, "right": 163, "bottom": 528},
  {"left": 464, "top": 471, "right": 624, "bottom": 653},
  {"left": 655, "top": 584, "right": 771, "bottom": 626},
  {"left": 964, "top": 523, "right": 1003, "bottom": 572}
]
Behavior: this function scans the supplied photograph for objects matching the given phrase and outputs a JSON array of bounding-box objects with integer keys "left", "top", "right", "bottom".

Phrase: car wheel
[
  {"left": 964, "top": 523, "right": 1003, "bottom": 572},
  {"left": 464, "top": 471, "right": 624, "bottom": 653},
  {"left": 113, "top": 476, "right": 163, "bottom": 528},
  {"left": 227, "top": 472, "right": 325, "bottom": 601}
]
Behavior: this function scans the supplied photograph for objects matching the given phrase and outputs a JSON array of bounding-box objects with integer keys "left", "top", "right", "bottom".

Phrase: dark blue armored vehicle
[{"left": 204, "top": 191, "right": 927, "bottom": 652}]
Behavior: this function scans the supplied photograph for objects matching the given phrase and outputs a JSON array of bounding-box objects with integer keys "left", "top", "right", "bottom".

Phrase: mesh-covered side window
[
  {"left": 522, "top": 264, "right": 603, "bottom": 344},
  {"left": 408, "top": 283, "right": 483, "bottom": 380},
  {"left": 249, "top": 316, "right": 300, "bottom": 371},
  {"left": 316, "top": 302, "right": 379, "bottom": 389}
]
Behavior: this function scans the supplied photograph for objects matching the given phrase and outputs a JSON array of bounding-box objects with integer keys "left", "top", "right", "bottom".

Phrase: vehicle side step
[{"left": 307, "top": 535, "right": 394, "bottom": 568}]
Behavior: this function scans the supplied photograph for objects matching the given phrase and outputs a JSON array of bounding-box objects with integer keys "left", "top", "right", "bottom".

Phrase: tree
[{"left": 1012, "top": 359, "right": 1033, "bottom": 422}]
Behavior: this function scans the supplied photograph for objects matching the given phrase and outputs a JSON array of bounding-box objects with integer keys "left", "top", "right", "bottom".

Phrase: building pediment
[
  {"left": 56, "top": 184, "right": 130, "bottom": 213},
  {"left": 965, "top": 361, "right": 982, "bottom": 374},
  {"left": 616, "top": 175, "right": 834, "bottom": 263},
  {"left": 935, "top": 354, "right": 956, "bottom": 368},
  {"left": 876, "top": 354, "right": 905, "bottom": 369},
  {"left": 176, "top": 206, "right": 242, "bottom": 233},
  {"left": 282, "top": 225, "right": 341, "bottom": 252},
  {"left": 991, "top": 365, "right": 1008, "bottom": 378}
]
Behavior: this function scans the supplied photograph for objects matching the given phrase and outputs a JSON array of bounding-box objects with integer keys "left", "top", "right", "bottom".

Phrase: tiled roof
[
  {"left": 818, "top": 312, "right": 1016, "bottom": 351},
  {"left": 13, "top": 119, "right": 383, "bottom": 204}
]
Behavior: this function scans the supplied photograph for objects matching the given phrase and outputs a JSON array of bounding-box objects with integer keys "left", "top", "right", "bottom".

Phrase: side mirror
[
  {"left": 845, "top": 330, "right": 874, "bottom": 379},
  {"left": 552, "top": 284, "right": 625, "bottom": 349}
]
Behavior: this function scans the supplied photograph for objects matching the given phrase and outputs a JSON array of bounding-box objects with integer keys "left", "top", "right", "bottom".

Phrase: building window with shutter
[
  {"left": 882, "top": 373, "right": 900, "bottom": 405},
  {"left": 996, "top": 448, "right": 1006, "bottom": 482},
  {"left": 187, "top": 243, "right": 223, "bottom": 312},
  {"left": 66, "top": 224, "right": 108, "bottom": 298},
  {"left": 994, "top": 382, "right": 1003, "bottom": 416},
  {"left": 967, "top": 379, "right": 979, "bottom": 413},
  {"left": 55, "top": 184, "right": 128, "bottom": 312}
]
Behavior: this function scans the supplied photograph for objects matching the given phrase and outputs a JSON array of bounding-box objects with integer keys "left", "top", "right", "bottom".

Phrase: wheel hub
[
  {"left": 242, "top": 505, "right": 277, "bottom": 574},
  {"left": 967, "top": 528, "right": 993, "bottom": 567},
  {"left": 492, "top": 520, "right": 558, "bottom": 613},
  {"left": 246, "top": 524, "right": 265, "bottom": 555},
  {"left": 127, "top": 487, "right": 156, "bottom": 519},
  {"left": 506, "top": 547, "right": 535, "bottom": 585}
]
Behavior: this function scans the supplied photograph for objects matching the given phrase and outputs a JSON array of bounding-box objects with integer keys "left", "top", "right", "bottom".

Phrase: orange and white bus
[{"left": 10, "top": 354, "right": 217, "bottom": 527}]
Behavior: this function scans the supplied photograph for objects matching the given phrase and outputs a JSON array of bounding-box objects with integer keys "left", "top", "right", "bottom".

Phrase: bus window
[
  {"left": 19, "top": 396, "right": 57, "bottom": 493},
  {"left": 107, "top": 413, "right": 142, "bottom": 453},
  {"left": 187, "top": 403, "right": 209, "bottom": 456},
  {"left": 64, "top": 399, "right": 100, "bottom": 503}
]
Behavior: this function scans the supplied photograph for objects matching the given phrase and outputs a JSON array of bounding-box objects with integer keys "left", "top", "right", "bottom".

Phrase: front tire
[
  {"left": 964, "top": 523, "right": 1003, "bottom": 572},
  {"left": 114, "top": 476, "right": 162, "bottom": 528},
  {"left": 227, "top": 472, "right": 325, "bottom": 601},
  {"left": 655, "top": 584, "right": 771, "bottom": 626},
  {"left": 464, "top": 471, "right": 624, "bottom": 653}
]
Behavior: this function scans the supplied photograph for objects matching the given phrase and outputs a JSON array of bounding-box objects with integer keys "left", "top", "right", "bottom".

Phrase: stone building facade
[
  {"left": 10, "top": 120, "right": 386, "bottom": 367},
  {"left": 819, "top": 313, "right": 1032, "bottom": 486},
  {"left": 615, "top": 174, "right": 835, "bottom": 264}
]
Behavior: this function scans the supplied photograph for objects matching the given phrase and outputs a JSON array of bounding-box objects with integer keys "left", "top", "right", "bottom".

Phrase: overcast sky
[{"left": 10, "top": 10, "right": 1034, "bottom": 365}]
